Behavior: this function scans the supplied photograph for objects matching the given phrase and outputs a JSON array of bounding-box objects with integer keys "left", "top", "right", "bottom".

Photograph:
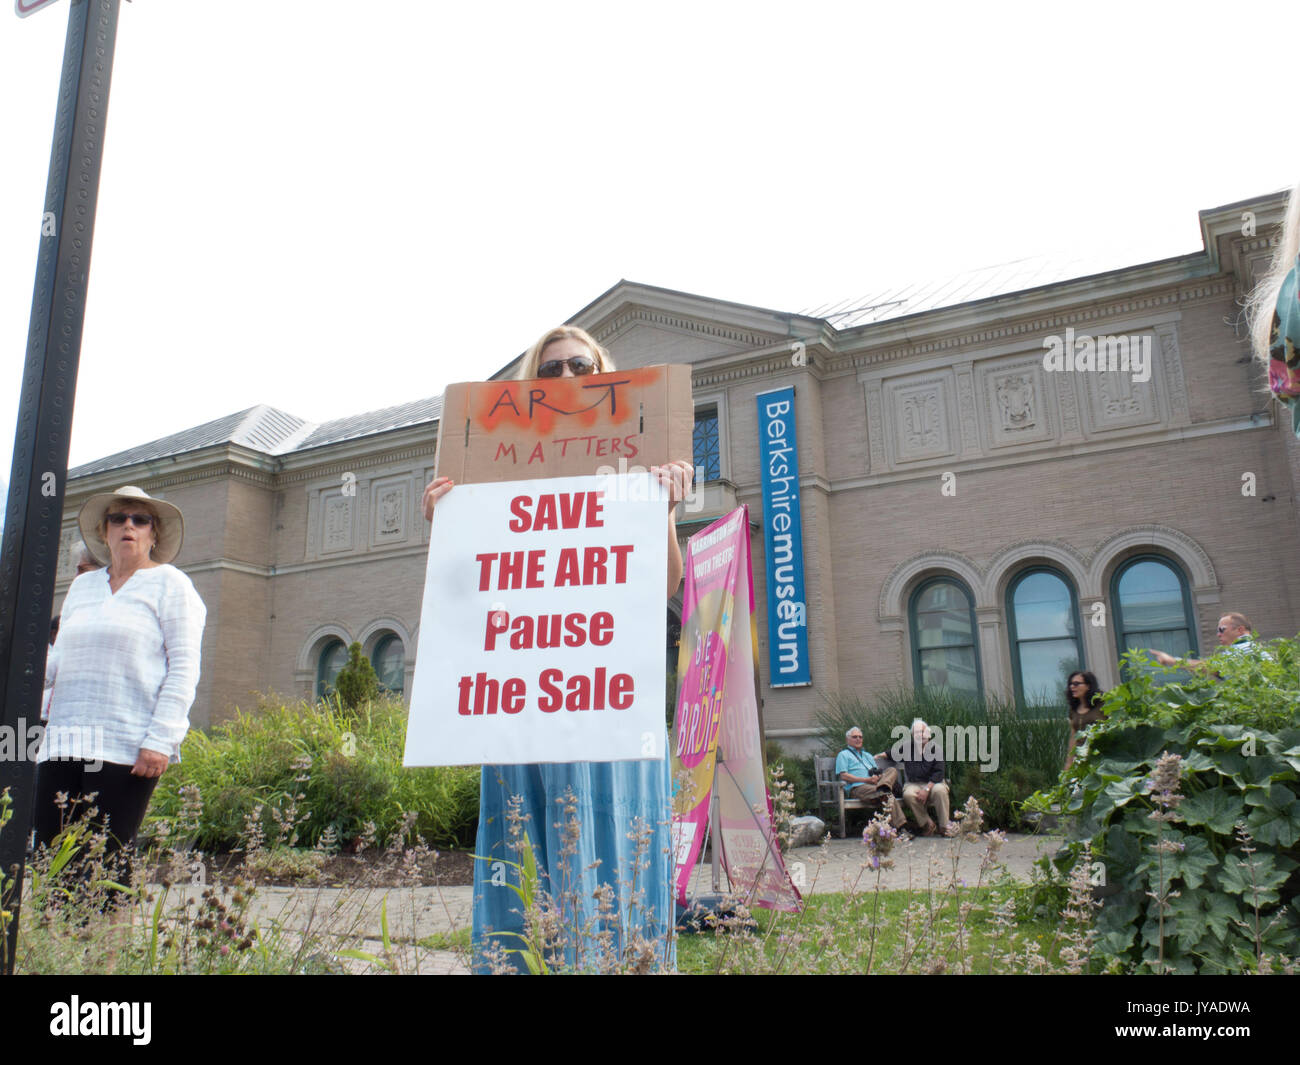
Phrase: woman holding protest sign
[{"left": 424, "top": 324, "right": 691, "bottom": 973}]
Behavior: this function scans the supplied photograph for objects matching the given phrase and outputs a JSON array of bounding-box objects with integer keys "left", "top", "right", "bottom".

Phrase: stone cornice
[
  {"left": 274, "top": 443, "right": 436, "bottom": 485},
  {"left": 275, "top": 428, "right": 437, "bottom": 476},
  {"left": 64, "top": 446, "right": 279, "bottom": 498},
  {"left": 826, "top": 276, "right": 1237, "bottom": 374},
  {"left": 66, "top": 435, "right": 438, "bottom": 496},
  {"left": 595, "top": 305, "right": 789, "bottom": 351},
  {"left": 573, "top": 281, "right": 810, "bottom": 341}
]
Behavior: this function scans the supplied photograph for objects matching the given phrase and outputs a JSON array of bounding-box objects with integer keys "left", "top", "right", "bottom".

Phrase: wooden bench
[{"left": 815, "top": 754, "right": 901, "bottom": 838}]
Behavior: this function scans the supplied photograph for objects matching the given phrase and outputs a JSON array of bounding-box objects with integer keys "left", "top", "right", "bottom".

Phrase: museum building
[{"left": 53, "top": 191, "right": 1300, "bottom": 749}]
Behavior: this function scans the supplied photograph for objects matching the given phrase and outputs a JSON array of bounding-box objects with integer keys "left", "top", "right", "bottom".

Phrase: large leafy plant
[{"left": 1029, "top": 637, "right": 1300, "bottom": 973}]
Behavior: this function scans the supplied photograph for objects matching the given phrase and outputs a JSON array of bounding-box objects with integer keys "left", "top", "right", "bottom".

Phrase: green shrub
[
  {"left": 816, "top": 687, "right": 1068, "bottom": 830},
  {"left": 333, "top": 642, "right": 380, "bottom": 710},
  {"left": 1028, "top": 637, "right": 1300, "bottom": 974},
  {"left": 765, "top": 743, "right": 818, "bottom": 816},
  {"left": 148, "top": 695, "right": 480, "bottom": 851}
]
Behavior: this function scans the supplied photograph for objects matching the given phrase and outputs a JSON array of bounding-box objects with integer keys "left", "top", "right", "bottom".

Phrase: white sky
[{"left": 2, "top": 1, "right": 1297, "bottom": 474}]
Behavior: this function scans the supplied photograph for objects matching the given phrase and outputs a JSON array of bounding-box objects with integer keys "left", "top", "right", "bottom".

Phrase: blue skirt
[{"left": 470, "top": 752, "right": 676, "bottom": 973}]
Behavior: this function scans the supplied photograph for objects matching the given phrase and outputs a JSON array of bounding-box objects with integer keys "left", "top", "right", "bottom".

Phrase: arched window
[
  {"left": 909, "top": 577, "right": 982, "bottom": 697},
  {"left": 372, "top": 633, "right": 405, "bottom": 694},
  {"left": 1112, "top": 555, "right": 1198, "bottom": 664},
  {"left": 1007, "top": 567, "right": 1083, "bottom": 711},
  {"left": 316, "top": 638, "right": 349, "bottom": 699}
]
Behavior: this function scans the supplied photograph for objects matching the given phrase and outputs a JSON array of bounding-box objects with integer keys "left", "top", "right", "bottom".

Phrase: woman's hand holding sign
[
  {"left": 654, "top": 459, "right": 693, "bottom": 595},
  {"left": 653, "top": 459, "right": 694, "bottom": 509},
  {"left": 423, "top": 476, "right": 455, "bottom": 522}
]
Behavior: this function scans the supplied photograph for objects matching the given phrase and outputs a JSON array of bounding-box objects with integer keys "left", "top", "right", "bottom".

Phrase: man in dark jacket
[{"left": 900, "top": 719, "right": 950, "bottom": 836}]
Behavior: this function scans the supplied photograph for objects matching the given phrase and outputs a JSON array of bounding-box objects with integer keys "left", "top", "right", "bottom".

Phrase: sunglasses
[
  {"left": 1068, "top": 681, "right": 1086, "bottom": 687},
  {"left": 537, "top": 356, "right": 597, "bottom": 378},
  {"left": 107, "top": 512, "right": 154, "bottom": 528}
]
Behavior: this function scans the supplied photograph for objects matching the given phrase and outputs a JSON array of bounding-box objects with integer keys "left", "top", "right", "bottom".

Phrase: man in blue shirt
[{"left": 835, "top": 728, "right": 905, "bottom": 828}]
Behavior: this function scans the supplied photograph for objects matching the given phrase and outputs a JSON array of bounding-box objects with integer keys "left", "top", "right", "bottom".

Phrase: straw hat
[{"left": 78, "top": 485, "right": 186, "bottom": 565}]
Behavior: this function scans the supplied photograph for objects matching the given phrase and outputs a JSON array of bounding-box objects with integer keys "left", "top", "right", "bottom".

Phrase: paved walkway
[{"left": 149, "top": 832, "right": 1061, "bottom": 974}]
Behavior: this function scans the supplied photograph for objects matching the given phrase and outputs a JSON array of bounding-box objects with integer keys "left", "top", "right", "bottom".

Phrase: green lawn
[{"left": 676, "top": 887, "right": 1066, "bottom": 975}]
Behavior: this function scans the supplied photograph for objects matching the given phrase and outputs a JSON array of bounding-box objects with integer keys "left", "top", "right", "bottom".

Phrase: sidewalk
[{"left": 155, "top": 832, "right": 1061, "bottom": 974}]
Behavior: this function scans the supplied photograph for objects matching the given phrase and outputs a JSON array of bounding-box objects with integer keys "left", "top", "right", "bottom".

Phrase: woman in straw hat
[{"left": 35, "top": 485, "right": 206, "bottom": 901}]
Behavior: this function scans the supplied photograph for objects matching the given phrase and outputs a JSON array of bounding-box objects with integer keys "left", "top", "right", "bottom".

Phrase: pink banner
[{"left": 670, "top": 508, "right": 800, "bottom": 912}]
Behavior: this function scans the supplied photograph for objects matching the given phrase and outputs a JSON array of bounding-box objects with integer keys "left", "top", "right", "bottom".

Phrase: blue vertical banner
[{"left": 755, "top": 387, "right": 811, "bottom": 687}]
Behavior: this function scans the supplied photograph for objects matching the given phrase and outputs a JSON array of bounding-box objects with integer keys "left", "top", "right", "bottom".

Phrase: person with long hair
[
  {"left": 1063, "top": 670, "right": 1104, "bottom": 772},
  {"left": 1249, "top": 183, "right": 1300, "bottom": 433},
  {"left": 423, "top": 325, "right": 691, "bottom": 972}
]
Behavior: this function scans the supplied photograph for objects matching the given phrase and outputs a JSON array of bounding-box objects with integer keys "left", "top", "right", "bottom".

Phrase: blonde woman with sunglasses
[{"left": 424, "top": 325, "right": 692, "bottom": 972}]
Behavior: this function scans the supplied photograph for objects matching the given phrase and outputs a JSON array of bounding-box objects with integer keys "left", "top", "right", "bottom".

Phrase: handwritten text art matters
[
  {"left": 435, "top": 365, "right": 693, "bottom": 484},
  {"left": 755, "top": 387, "right": 811, "bottom": 687},
  {"left": 403, "top": 473, "right": 668, "bottom": 767}
]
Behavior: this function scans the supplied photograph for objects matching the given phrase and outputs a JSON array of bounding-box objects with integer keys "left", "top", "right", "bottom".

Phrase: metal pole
[
  {"left": 0, "top": 0, "right": 121, "bottom": 974},
  {"left": 710, "top": 764, "right": 721, "bottom": 893}
]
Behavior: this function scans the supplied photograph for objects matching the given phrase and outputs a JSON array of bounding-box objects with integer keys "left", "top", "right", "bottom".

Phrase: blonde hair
[
  {"left": 1248, "top": 184, "right": 1300, "bottom": 368},
  {"left": 517, "top": 325, "right": 613, "bottom": 381}
]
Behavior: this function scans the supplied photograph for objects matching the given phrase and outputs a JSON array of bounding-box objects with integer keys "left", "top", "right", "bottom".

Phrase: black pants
[{"left": 32, "top": 760, "right": 159, "bottom": 900}]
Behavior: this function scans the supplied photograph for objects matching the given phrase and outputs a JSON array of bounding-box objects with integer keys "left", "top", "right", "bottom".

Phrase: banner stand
[{"left": 670, "top": 507, "right": 801, "bottom": 924}]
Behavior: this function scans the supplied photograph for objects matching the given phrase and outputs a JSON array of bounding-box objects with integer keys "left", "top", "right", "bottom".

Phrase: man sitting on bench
[
  {"left": 900, "top": 718, "right": 951, "bottom": 837},
  {"left": 836, "top": 727, "right": 905, "bottom": 829}
]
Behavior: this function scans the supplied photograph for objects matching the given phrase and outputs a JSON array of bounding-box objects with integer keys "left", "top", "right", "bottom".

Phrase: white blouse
[{"left": 42, "top": 564, "right": 207, "bottom": 767}]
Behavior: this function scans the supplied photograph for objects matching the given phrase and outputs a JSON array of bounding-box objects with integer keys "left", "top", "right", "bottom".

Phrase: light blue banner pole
[{"left": 755, "top": 387, "right": 811, "bottom": 687}]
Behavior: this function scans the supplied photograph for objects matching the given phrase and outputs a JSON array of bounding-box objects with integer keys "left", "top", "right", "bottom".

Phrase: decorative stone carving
[
  {"left": 322, "top": 494, "right": 353, "bottom": 553},
  {"left": 865, "top": 385, "right": 885, "bottom": 472},
  {"left": 1156, "top": 325, "right": 1191, "bottom": 426},
  {"left": 1098, "top": 371, "right": 1142, "bottom": 416},
  {"left": 956, "top": 366, "right": 980, "bottom": 456},
  {"left": 1084, "top": 366, "right": 1158, "bottom": 432},
  {"left": 976, "top": 357, "right": 1054, "bottom": 448},
  {"left": 886, "top": 375, "right": 955, "bottom": 463},
  {"left": 902, "top": 389, "right": 942, "bottom": 450},
  {"left": 1056, "top": 370, "right": 1081, "bottom": 439},
  {"left": 357, "top": 479, "right": 370, "bottom": 544},
  {"left": 305, "top": 493, "right": 320, "bottom": 561},
  {"left": 995, "top": 373, "right": 1035, "bottom": 430},
  {"left": 379, "top": 488, "right": 403, "bottom": 535},
  {"left": 370, "top": 478, "right": 409, "bottom": 546}
]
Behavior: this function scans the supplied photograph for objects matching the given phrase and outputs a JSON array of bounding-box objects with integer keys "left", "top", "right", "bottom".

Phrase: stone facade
[{"left": 55, "top": 192, "right": 1300, "bottom": 749}]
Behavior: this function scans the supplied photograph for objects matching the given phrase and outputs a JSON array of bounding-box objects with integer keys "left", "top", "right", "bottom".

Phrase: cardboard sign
[
  {"left": 435, "top": 365, "right": 693, "bottom": 484},
  {"left": 403, "top": 473, "right": 669, "bottom": 767}
]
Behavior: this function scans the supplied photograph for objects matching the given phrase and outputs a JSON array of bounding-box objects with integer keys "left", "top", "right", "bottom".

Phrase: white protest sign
[{"left": 403, "top": 472, "right": 668, "bottom": 766}]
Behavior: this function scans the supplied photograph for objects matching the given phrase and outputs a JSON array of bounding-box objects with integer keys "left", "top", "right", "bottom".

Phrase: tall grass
[
  {"left": 817, "top": 687, "right": 1068, "bottom": 830},
  {"left": 148, "top": 695, "right": 480, "bottom": 851}
]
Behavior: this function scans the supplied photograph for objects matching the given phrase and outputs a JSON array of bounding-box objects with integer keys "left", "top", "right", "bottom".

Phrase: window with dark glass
[
  {"left": 909, "top": 577, "right": 982, "bottom": 697},
  {"left": 372, "top": 633, "right": 405, "bottom": 694},
  {"left": 316, "top": 638, "right": 348, "bottom": 699},
  {"left": 693, "top": 407, "right": 720, "bottom": 482},
  {"left": 1007, "top": 568, "right": 1083, "bottom": 710},
  {"left": 1112, "top": 555, "right": 1198, "bottom": 666}
]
